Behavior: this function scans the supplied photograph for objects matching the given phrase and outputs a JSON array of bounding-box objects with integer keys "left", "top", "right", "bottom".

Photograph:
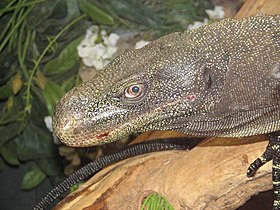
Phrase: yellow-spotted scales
[{"left": 53, "top": 15, "right": 280, "bottom": 209}]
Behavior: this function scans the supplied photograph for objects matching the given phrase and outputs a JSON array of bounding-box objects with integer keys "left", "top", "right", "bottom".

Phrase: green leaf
[
  {"left": 101, "top": 0, "right": 158, "bottom": 28},
  {"left": 26, "top": 0, "right": 60, "bottom": 28},
  {"left": 22, "top": 162, "right": 46, "bottom": 190},
  {"left": 0, "top": 122, "right": 21, "bottom": 148},
  {"left": 0, "top": 159, "right": 3, "bottom": 172},
  {"left": 42, "top": 80, "right": 65, "bottom": 115},
  {"left": 141, "top": 193, "right": 174, "bottom": 210},
  {"left": 79, "top": 0, "right": 114, "bottom": 25},
  {"left": 36, "top": 158, "right": 62, "bottom": 176},
  {"left": 0, "top": 83, "right": 12, "bottom": 99},
  {"left": 35, "top": 0, "right": 81, "bottom": 33},
  {"left": 61, "top": 75, "right": 76, "bottom": 92},
  {"left": 50, "top": 174, "right": 65, "bottom": 186},
  {"left": 0, "top": 145, "right": 20, "bottom": 166},
  {"left": 70, "top": 182, "right": 83, "bottom": 193},
  {"left": 0, "top": 95, "right": 22, "bottom": 125},
  {"left": 44, "top": 36, "right": 83, "bottom": 75},
  {"left": 29, "top": 92, "right": 49, "bottom": 124},
  {"left": 14, "top": 124, "right": 55, "bottom": 161}
]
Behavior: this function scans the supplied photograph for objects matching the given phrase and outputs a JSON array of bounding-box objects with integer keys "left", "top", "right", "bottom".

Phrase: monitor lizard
[{"left": 35, "top": 14, "right": 280, "bottom": 209}]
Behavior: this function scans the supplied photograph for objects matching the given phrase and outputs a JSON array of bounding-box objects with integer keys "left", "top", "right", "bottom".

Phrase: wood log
[{"left": 55, "top": 0, "right": 280, "bottom": 209}]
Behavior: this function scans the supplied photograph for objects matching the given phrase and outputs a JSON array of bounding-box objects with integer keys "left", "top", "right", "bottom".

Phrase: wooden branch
[
  {"left": 235, "top": 0, "right": 280, "bottom": 18},
  {"left": 55, "top": 136, "right": 272, "bottom": 210},
  {"left": 55, "top": 0, "right": 279, "bottom": 209}
]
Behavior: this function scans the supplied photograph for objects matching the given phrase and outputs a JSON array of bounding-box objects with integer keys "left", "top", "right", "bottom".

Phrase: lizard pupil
[{"left": 132, "top": 86, "right": 139, "bottom": 93}]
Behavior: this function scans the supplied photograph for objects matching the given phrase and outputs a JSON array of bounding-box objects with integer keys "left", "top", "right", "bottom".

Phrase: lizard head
[{"left": 53, "top": 32, "right": 213, "bottom": 147}]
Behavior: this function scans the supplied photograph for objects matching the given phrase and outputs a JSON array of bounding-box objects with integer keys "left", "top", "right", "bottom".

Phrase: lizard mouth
[
  {"left": 53, "top": 114, "right": 114, "bottom": 147},
  {"left": 55, "top": 128, "right": 112, "bottom": 147},
  {"left": 95, "top": 132, "right": 110, "bottom": 139},
  {"left": 53, "top": 105, "right": 133, "bottom": 147}
]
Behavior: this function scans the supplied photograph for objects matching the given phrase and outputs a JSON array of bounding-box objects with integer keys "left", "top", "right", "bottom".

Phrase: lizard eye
[{"left": 125, "top": 84, "right": 143, "bottom": 98}]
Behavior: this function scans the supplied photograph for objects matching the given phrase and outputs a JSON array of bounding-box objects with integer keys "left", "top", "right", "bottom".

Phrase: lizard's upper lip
[{"left": 53, "top": 114, "right": 114, "bottom": 147}]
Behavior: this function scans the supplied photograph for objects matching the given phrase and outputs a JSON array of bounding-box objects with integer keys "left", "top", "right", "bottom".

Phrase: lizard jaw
[
  {"left": 53, "top": 113, "right": 132, "bottom": 147},
  {"left": 52, "top": 114, "right": 112, "bottom": 147},
  {"left": 55, "top": 128, "right": 112, "bottom": 147}
]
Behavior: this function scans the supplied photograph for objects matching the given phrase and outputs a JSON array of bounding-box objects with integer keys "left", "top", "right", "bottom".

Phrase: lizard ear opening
[{"left": 202, "top": 65, "right": 213, "bottom": 90}]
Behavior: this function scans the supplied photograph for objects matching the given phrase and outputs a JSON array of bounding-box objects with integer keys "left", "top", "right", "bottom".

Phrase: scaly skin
[
  {"left": 52, "top": 15, "right": 280, "bottom": 209},
  {"left": 53, "top": 15, "right": 280, "bottom": 147}
]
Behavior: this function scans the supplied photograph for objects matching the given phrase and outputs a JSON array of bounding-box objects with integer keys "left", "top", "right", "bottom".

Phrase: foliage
[
  {"left": 0, "top": 0, "right": 211, "bottom": 193},
  {"left": 141, "top": 193, "right": 174, "bottom": 210}
]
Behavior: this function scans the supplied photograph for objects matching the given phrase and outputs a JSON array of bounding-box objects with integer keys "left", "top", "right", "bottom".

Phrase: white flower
[
  {"left": 77, "top": 26, "right": 119, "bottom": 70},
  {"left": 44, "top": 116, "right": 53, "bottom": 132},
  {"left": 187, "top": 6, "right": 225, "bottom": 30},
  {"left": 103, "top": 33, "right": 119, "bottom": 47},
  {"left": 91, "top": 59, "right": 104, "bottom": 70},
  {"left": 107, "top": 46, "right": 117, "bottom": 57},
  {"left": 188, "top": 18, "right": 209, "bottom": 30},
  {"left": 79, "top": 26, "right": 98, "bottom": 48},
  {"left": 44, "top": 116, "right": 60, "bottom": 144},
  {"left": 205, "top": 6, "right": 225, "bottom": 19},
  {"left": 135, "top": 40, "right": 150, "bottom": 49}
]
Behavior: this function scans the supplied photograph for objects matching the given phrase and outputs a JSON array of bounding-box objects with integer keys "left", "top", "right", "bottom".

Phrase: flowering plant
[{"left": 78, "top": 26, "right": 119, "bottom": 69}]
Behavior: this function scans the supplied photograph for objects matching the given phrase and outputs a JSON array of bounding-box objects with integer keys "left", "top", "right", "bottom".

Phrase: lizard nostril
[{"left": 63, "top": 117, "right": 75, "bottom": 130}]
